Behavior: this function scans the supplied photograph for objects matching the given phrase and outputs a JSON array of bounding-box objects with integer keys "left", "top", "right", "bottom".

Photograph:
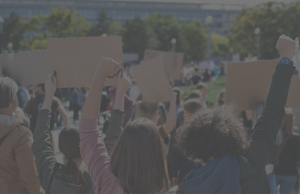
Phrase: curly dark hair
[{"left": 176, "top": 106, "right": 250, "bottom": 163}]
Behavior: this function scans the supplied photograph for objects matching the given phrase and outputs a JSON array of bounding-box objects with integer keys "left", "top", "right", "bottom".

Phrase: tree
[
  {"left": 46, "top": 7, "right": 90, "bottom": 38},
  {"left": 211, "top": 32, "right": 230, "bottom": 57},
  {"left": 181, "top": 21, "right": 207, "bottom": 61},
  {"left": 122, "top": 16, "right": 158, "bottom": 59},
  {"left": 88, "top": 10, "right": 111, "bottom": 36},
  {"left": 146, "top": 14, "right": 186, "bottom": 52},
  {"left": 22, "top": 7, "right": 90, "bottom": 50},
  {"left": 3, "top": 12, "right": 26, "bottom": 51},
  {"left": 229, "top": 2, "right": 286, "bottom": 60},
  {"left": 107, "top": 20, "right": 125, "bottom": 36}
]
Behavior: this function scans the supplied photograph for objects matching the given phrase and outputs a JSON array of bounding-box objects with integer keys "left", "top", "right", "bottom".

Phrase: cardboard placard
[
  {"left": 47, "top": 36, "right": 123, "bottom": 88},
  {"left": 143, "top": 49, "right": 184, "bottom": 80},
  {"left": 132, "top": 57, "right": 170, "bottom": 103},
  {"left": 226, "top": 60, "right": 300, "bottom": 111}
]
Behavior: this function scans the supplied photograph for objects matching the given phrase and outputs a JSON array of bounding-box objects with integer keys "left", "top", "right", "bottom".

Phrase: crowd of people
[{"left": 0, "top": 35, "right": 299, "bottom": 194}]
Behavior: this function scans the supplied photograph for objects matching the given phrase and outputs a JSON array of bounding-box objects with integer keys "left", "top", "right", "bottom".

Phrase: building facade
[{"left": 0, "top": 0, "right": 244, "bottom": 36}]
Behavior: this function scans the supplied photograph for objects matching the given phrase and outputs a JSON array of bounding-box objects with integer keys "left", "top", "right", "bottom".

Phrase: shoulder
[{"left": 9, "top": 123, "right": 33, "bottom": 144}]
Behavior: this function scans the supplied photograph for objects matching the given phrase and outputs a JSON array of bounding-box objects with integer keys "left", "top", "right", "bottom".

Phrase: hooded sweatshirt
[
  {"left": 0, "top": 114, "right": 43, "bottom": 194},
  {"left": 178, "top": 63, "right": 295, "bottom": 194},
  {"left": 179, "top": 153, "right": 241, "bottom": 194}
]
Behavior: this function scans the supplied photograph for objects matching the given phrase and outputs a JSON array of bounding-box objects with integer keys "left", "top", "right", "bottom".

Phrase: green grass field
[{"left": 179, "top": 76, "right": 226, "bottom": 108}]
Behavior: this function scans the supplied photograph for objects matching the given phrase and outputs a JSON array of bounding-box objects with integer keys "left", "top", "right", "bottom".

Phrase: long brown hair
[
  {"left": 110, "top": 118, "right": 169, "bottom": 194},
  {"left": 58, "top": 127, "right": 84, "bottom": 194}
]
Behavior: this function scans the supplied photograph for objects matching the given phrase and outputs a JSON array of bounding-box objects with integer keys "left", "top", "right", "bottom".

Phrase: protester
[
  {"left": 175, "top": 35, "right": 296, "bottom": 194},
  {"left": 132, "top": 89, "right": 176, "bottom": 139},
  {"left": 69, "top": 88, "right": 80, "bottom": 122},
  {"left": 0, "top": 77, "right": 43, "bottom": 194},
  {"left": 196, "top": 83, "right": 208, "bottom": 107},
  {"left": 78, "top": 87, "right": 89, "bottom": 109},
  {"left": 32, "top": 72, "right": 129, "bottom": 194},
  {"left": 79, "top": 58, "right": 169, "bottom": 194},
  {"left": 108, "top": 87, "right": 133, "bottom": 126},
  {"left": 17, "top": 85, "right": 30, "bottom": 109},
  {"left": 274, "top": 109, "right": 300, "bottom": 194},
  {"left": 24, "top": 83, "right": 68, "bottom": 133},
  {"left": 172, "top": 87, "right": 183, "bottom": 117},
  {"left": 216, "top": 89, "right": 225, "bottom": 107},
  {"left": 171, "top": 99, "right": 203, "bottom": 193},
  {"left": 251, "top": 102, "right": 279, "bottom": 194}
]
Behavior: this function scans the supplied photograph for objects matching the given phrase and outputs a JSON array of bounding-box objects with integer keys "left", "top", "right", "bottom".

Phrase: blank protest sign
[
  {"left": 47, "top": 36, "right": 123, "bottom": 88},
  {"left": 144, "top": 49, "right": 184, "bottom": 80},
  {"left": 132, "top": 57, "right": 171, "bottom": 103},
  {"left": 226, "top": 60, "right": 300, "bottom": 111}
]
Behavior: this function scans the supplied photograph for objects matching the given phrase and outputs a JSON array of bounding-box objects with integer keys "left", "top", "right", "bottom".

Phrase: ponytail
[
  {"left": 63, "top": 158, "right": 85, "bottom": 194},
  {"left": 58, "top": 127, "right": 85, "bottom": 194}
]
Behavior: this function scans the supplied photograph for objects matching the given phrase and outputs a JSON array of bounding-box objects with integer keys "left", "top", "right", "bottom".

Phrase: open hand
[
  {"left": 276, "top": 35, "right": 296, "bottom": 61},
  {"left": 44, "top": 74, "right": 56, "bottom": 97},
  {"left": 116, "top": 71, "right": 131, "bottom": 94},
  {"left": 99, "top": 58, "right": 122, "bottom": 77}
]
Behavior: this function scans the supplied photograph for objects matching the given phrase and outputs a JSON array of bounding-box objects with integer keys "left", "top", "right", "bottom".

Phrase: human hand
[
  {"left": 98, "top": 58, "right": 122, "bottom": 77},
  {"left": 172, "top": 177, "right": 179, "bottom": 186},
  {"left": 44, "top": 74, "right": 56, "bottom": 98},
  {"left": 116, "top": 72, "right": 131, "bottom": 94},
  {"left": 276, "top": 35, "right": 296, "bottom": 61}
]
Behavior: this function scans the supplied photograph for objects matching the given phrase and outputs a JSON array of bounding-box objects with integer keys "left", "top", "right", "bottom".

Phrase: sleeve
[
  {"left": 32, "top": 109, "right": 60, "bottom": 193},
  {"left": 170, "top": 146, "right": 181, "bottom": 178},
  {"left": 14, "top": 127, "right": 43, "bottom": 194},
  {"left": 242, "top": 63, "right": 295, "bottom": 166},
  {"left": 158, "top": 125, "right": 168, "bottom": 139},
  {"left": 104, "top": 109, "right": 124, "bottom": 156},
  {"left": 79, "top": 120, "right": 123, "bottom": 194},
  {"left": 24, "top": 98, "right": 34, "bottom": 115}
]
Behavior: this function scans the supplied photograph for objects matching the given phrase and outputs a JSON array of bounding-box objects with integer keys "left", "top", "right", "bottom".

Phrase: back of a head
[
  {"left": 134, "top": 101, "right": 159, "bottom": 120},
  {"left": 0, "top": 77, "right": 18, "bottom": 109},
  {"left": 58, "top": 127, "right": 84, "bottom": 189},
  {"left": 110, "top": 118, "right": 169, "bottom": 194},
  {"left": 185, "top": 90, "right": 203, "bottom": 102},
  {"left": 196, "top": 82, "right": 207, "bottom": 91},
  {"left": 183, "top": 99, "right": 202, "bottom": 114},
  {"left": 176, "top": 106, "right": 249, "bottom": 163}
]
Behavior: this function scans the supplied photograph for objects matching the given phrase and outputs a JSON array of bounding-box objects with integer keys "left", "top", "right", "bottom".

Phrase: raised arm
[
  {"left": 32, "top": 75, "right": 60, "bottom": 193},
  {"left": 104, "top": 73, "right": 131, "bottom": 156},
  {"left": 163, "top": 88, "right": 177, "bottom": 136},
  {"left": 81, "top": 58, "right": 121, "bottom": 120},
  {"left": 242, "top": 35, "right": 296, "bottom": 166},
  {"left": 79, "top": 58, "right": 123, "bottom": 194}
]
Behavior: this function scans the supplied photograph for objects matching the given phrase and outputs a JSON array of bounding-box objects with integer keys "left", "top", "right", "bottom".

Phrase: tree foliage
[{"left": 3, "top": 12, "right": 26, "bottom": 51}]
